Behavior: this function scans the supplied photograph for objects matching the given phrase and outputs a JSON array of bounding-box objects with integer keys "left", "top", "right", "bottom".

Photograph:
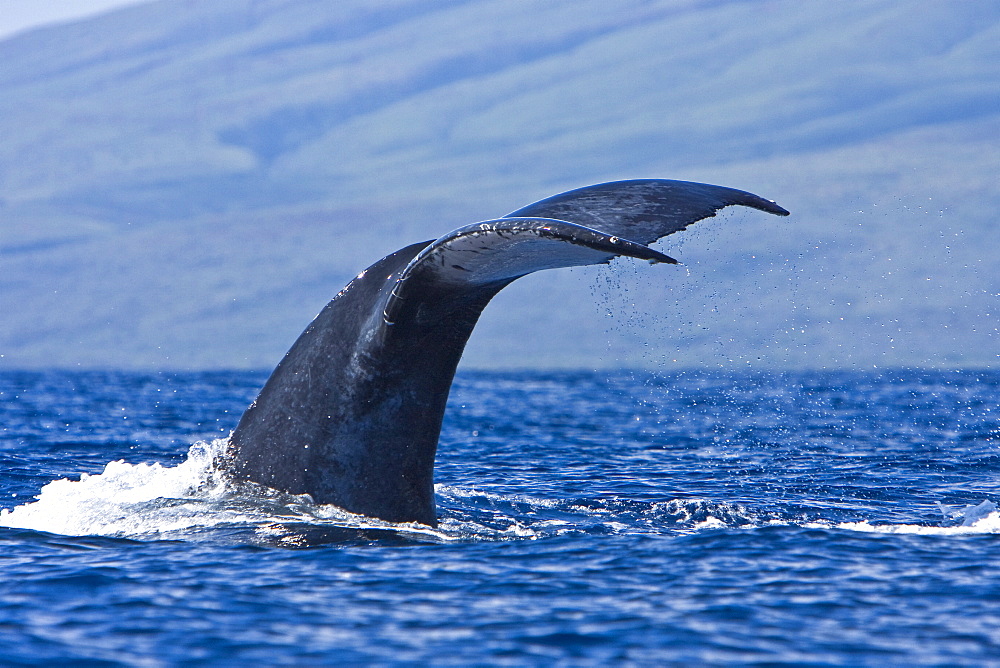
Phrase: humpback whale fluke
[{"left": 228, "top": 179, "right": 789, "bottom": 526}]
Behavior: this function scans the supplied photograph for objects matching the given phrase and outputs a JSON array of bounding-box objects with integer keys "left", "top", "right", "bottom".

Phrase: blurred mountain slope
[{"left": 1, "top": 0, "right": 997, "bottom": 369}]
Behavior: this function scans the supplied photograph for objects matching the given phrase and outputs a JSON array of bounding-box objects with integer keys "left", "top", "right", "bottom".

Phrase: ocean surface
[{"left": 1, "top": 368, "right": 999, "bottom": 666}]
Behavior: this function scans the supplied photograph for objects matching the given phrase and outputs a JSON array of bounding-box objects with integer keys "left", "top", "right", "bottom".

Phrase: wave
[
  {"left": 3, "top": 440, "right": 997, "bottom": 543},
  {"left": 826, "top": 501, "right": 1000, "bottom": 536}
]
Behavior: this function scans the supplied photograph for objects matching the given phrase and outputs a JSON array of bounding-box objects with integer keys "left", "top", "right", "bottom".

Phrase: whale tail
[{"left": 228, "top": 179, "right": 789, "bottom": 525}]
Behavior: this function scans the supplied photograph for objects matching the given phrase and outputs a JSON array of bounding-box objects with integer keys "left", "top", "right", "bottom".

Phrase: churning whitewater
[{"left": 4, "top": 434, "right": 998, "bottom": 542}]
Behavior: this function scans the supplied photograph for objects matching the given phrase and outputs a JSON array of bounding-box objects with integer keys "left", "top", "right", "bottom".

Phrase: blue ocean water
[{"left": 1, "top": 368, "right": 999, "bottom": 665}]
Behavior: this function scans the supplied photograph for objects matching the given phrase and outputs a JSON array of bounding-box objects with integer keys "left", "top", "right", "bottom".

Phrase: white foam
[
  {"left": 8, "top": 444, "right": 994, "bottom": 541},
  {"left": 833, "top": 516, "right": 1000, "bottom": 535},
  {"left": 805, "top": 501, "right": 1000, "bottom": 535},
  {"left": 0, "top": 439, "right": 235, "bottom": 536},
  {"left": 0, "top": 440, "right": 455, "bottom": 541},
  {"left": 692, "top": 516, "right": 728, "bottom": 530}
]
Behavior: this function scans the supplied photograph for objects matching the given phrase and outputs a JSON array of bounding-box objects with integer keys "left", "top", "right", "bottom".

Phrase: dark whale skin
[{"left": 228, "top": 180, "right": 789, "bottom": 525}]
